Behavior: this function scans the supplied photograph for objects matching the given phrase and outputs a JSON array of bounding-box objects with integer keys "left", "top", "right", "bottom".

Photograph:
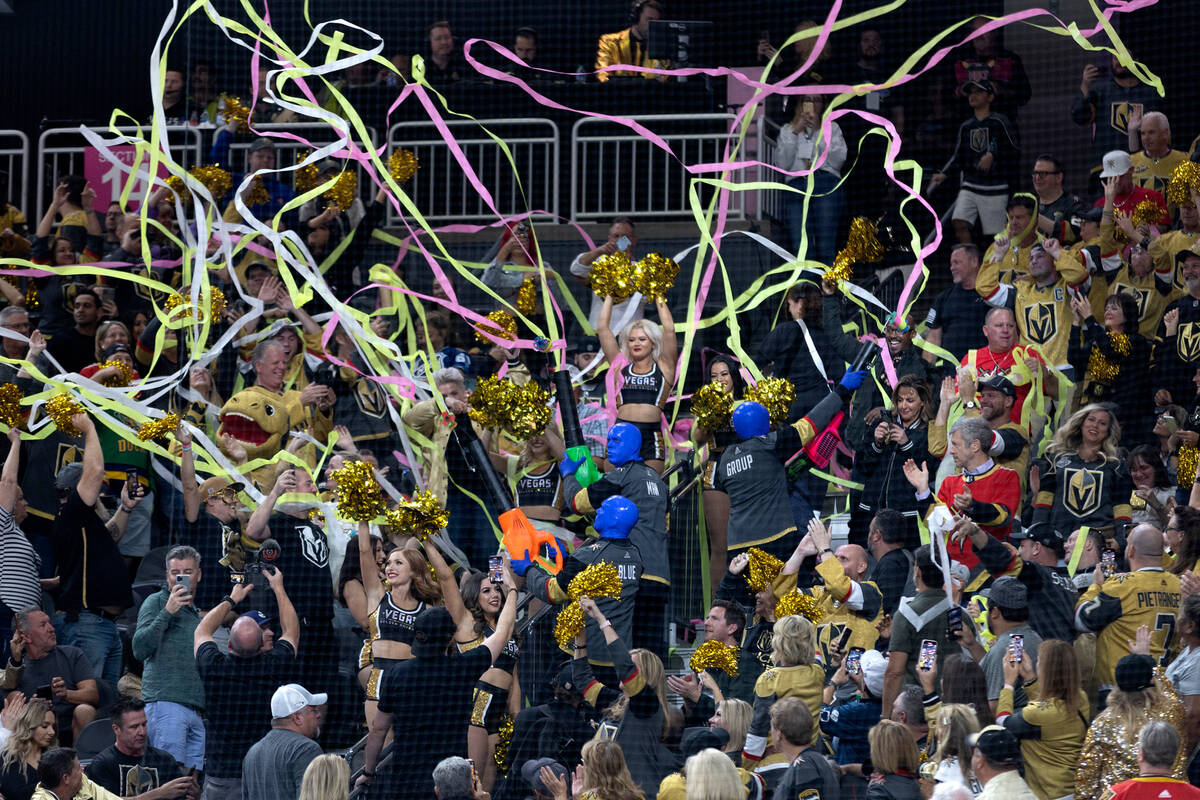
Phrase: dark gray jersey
[
  {"left": 567, "top": 462, "right": 670, "bottom": 583},
  {"left": 716, "top": 430, "right": 800, "bottom": 550}
]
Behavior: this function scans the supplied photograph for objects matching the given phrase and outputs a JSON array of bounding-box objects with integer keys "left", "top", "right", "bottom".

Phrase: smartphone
[
  {"left": 946, "top": 606, "right": 963, "bottom": 640},
  {"left": 126, "top": 470, "right": 144, "bottom": 498},
  {"left": 918, "top": 640, "right": 938, "bottom": 672},
  {"left": 846, "top": 647, "right": 865, "bottom": 676},
  {"left": 95, "top": 286, "right": 115, "bottom": 304},
  {"left": 1008, "top": 633, "right": 1023, "bottom": 665},
  {"left": 468, "top": 758, "right": 477, "bottom": 784},
  {"left": 175, "top": 574, "right": 191, "bottom": 593},
  {"left": 488, "top": 555, "right": 504, "bottom": 585},
  {"left": 35, "top": 685, "right": 52, "bottom": 700},
  {"left": 802, "top": 101, "right": 815, "bottom": 117},
  {"left": 616, "top": 235, "right": 631, "bottom": 252},
  {"left": 1102, "top": 549, "right": 1117, "bottom": 578}
]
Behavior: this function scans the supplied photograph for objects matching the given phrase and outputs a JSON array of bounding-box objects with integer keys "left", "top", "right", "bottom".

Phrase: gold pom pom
[
  {"left": 631, "top": 253, "right": 679, "bottom": 301},
  {"left": 1084, "top": 331, "right": 1131, "bottom": 384},
  {"left": 219, "top": 94, "right": 251, "bottom": 132},
  {"left": 95, "top": 360, "right": 134, "bottom": 387},
  {"left": 744, "top": 377, "right": 795, "bottom": 426},
  {"left": 567, "top": 562, "right": 623, "bottom": 601},
  {"left": 692, "top": 380, "right": 734, "bottom": 432},
  {"left": 0, "top": 384, "right": 23, "bottom": 428},
  {"left": 209, "top": 287, "right": 227, "bottom": 322},
  {"left": 23, "top": 281, "right": 38, "bottom": 311},
  {"left": 516, "top": 278, "right": 538, "bottom": 316},
  {"left": 588, "top": 252, "right": 636, "bottom": 302},
  {"left": 332, "top": 460, "right": 386, "bottom": 522},
  {"left": 1179, "top": 444, "right": 1199, "bottom": 489},
  {"left": 165, "top": 174, "right": 190, "bottom": 206},
  {"left": 137, "top": 413, "right": 179, "bottom": 442},
  {"left": 468, "top": 376, "right": 515, "bottom": 429},
  {"left": 745, "top": 547, "right": 784, "bottom": 592},
  {"left": 1131, "top": 199, "right": 1164, "bottom": 229},
  {"left": 827, "top": 217, "right": 885, "bottom": 285},
  {"left": 388, "top": 490, "right": 450, "bottom": 541},
  {"left": 689, "top": 639, "right": 739, "bottom": 677},
  {"left": 294, "top": 150, "right": 320, "bottom": 193},
  {"left": 474, "top": 310, "right": 518, "bottom": 344},
  {"left": 775, "top": 590, "right": 824, "bottom": 622},
  {"left": 389, "top": 149, "right": 419, "bottom": 184},
  {"left": 245, "top": 177, "right": 270, "bottom": 207},
  {"left": 507, "top": 382, "right": 552, "bottom": 440},
  {"left": 323, "top": 171, "right": 357, "bottom": 211},
  {"left": 45, "top": 394, "right": 84, "bottom": 437},
  {"left": 554, "top": 602, "right": 586, "bottom": 649},
  {"left": 189, "top": 164, "right": 232, "bottom": 201},
  {"left": 1167, "top": 161, "right": 1200, "bottom": 207},
  {"left": 494, "top": 714, "right": 514, "bottom": 772}
]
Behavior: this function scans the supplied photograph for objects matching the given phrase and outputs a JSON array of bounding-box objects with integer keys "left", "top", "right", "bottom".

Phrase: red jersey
[
  {"left": 1106, "top": 777, "right": 1200, "bottom": 800},
  {"left": 936, "top": 463, "right": 1021, "bottom": 568},
  {"left": 960, "top": 346, "right": 1045, "bottom": 428},
  {"left": 1093, "top": 186, "right": 1170, "bottom": 226}
]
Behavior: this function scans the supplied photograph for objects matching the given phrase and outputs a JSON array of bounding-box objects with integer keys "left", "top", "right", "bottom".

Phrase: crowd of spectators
[{"left": 9, "top": 8, "right": 1200, "bottom": 800}]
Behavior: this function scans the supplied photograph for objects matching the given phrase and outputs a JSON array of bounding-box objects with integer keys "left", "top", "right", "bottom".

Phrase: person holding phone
[
  {"left": 773, "top": 92, "right": 846, "bottom": 264},
  {"left": 130, "top": 546, "right": 206, "bottom": 771},
  {"left": 819, "top": 648, "right": 888, "bottom": 772},
  {"left": 975, "top": 578, "right": 1042, "bottom": 715},
  {"left": 569, "top": 217, "right": 643, "bottom": 330}
]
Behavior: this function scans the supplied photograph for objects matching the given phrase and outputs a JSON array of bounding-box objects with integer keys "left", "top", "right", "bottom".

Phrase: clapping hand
[{"left": 902, "top": 458, "right": 929, "bottom": 494}]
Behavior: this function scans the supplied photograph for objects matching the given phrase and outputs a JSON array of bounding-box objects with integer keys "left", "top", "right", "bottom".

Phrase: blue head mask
[
  {"left": 606, "top": 422, "right": 642, "bottom": 467},
  {"left": 732, "top": 401, "right": 771, "bottom": 439},
  {"left": 594, "top": 495, "right": 639, "bottom": 540}
]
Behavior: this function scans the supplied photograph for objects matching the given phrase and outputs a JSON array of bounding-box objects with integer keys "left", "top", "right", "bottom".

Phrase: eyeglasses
[{"left": 1031, "top": 170, "right": 1061, "bottom": 177}]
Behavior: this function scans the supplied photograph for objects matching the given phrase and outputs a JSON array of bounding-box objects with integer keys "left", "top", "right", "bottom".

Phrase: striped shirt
[{"left": 0, "top": 506, "right": 41, "bottom": 613}]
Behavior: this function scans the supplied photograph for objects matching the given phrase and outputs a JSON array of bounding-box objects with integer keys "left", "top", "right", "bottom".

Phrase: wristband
[
  {"left": 362, "top": 771, "right": 376, "bottom": 778},
  {"left": 221, "top": 595, "right": 236, "bottom": 608},
  {"left": 180, "top": 443, "right": 192, "bottom": 451},
  {"left": 598, "top": 620, "right": 612, "bottom": 630},
  {"left": 120, "top": 505, "right": 137, "bottom": 514}
]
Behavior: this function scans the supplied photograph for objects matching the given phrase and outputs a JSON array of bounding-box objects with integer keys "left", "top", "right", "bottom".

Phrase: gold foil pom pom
[
  {"left": 632, "top": 253, "right": 679, "bottom": 301},
  {"left": 137, "top": 413, "right": 179, "bottom": 442},
  {"left": 516, "top": 277, "right": 538, "bottom": 316},
  {"left": 0, "top": 384, "right": 23, "bottom": 428},
  {"left": 1167, "top": 161, "right": 1200, "bottom": 207},
  {"left": 219, "top": 94, "right": 251, "bottom": 132},
  {"left": 45, "top": 394, "right": 85, "bottom": 437},
  {"left": 588, "top": 252, "right": 636, "bottom": 302},
  {"left": 389, "top": 149, "right": 420, "bottom": 184},
  {"left": 689, "top": 639, "right": 739, "bottom": 677},
  {"left": 745, "top": 547, "right": 784, "bottom": 592},
  {"left": 475, "top": 310, "right": 518, "bottom": 344},
  {"left": 692, "top": 380, "right": 734, "bottom": 432},
  {"left": 332, "top": 460, "right": 386, "bottom": 522},
  {"left": 744, "top": 377, "right": 795, "bottom": 426},
  {"left": 775, "top": 590, "right": 824, "bottom": 622},
  {"left": 323, "top": 171, "right": 357, "bottom": 211}
]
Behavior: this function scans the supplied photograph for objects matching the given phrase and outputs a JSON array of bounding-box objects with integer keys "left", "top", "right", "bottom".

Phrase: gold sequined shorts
[{"left": 470, "top": 680, "right": 509, "bottom": 733}]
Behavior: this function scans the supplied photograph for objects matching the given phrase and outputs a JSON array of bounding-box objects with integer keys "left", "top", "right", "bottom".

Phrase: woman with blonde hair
[
  {"left": 742, "top": 614, "right": 825, "bottom": 763},
  {"left": 578, "top": 739, "right": 645, "bottom": 800},
  {"left": 597, "top": 292, "right": 677, "bottom": 474},
  {"left": 929, "top": 704, "right": 982, "bottom": 796},
  {"left": 573, "top": 597, "right": 678, "bottom": 796},
  {"left": 1076, "top": 634, "right": 1187, "bottom": 800},
  {"left": 867, "top": 720, "right": 921, "bottom": 800},
  {"left": 0, "top": 698, "right": 56, "bottom": 800},
  {"left": 298, "top": 754, "right": 349, "bottom": 800},
  {"left": 684, "top": 748, "right": 744, "bottom": 800},
  {"left": 708, "top": 699, "right": 753, "bottom": 761},
  {"left": 1032, "top": 403, "right": 1131, "bottom": 538},
  {"left": 998, "top": 639, "right": 1088, "bottom": 800}
]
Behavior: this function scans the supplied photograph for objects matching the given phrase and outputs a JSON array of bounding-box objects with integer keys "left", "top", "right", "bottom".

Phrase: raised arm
[
  {"left": 656, "top": 299, "right": 677, "bottom": 382},
  {"left": 266, "top": 566, "right": 300, "bottom": 650},
  {"left": 0, "top": 429, "right": 19, "bottom": 513},
  {"left": 36, "top": 183, "right": 67, "bottom": 238},
  {"left": 423, "top": 538, "right": 473, "bottom": 640},
  {"left": 194, "top": 581, "right": 253, "bottom": 655},
  {"left": 597, "top": 296, "right": 620, "bottom": 362},
  {"left": 75, "top": 413, "right": 105, "bottom": 507},
  {"left": 178, "top": 422, "right": 201, "bottom": 524},
  {"left": 246, "top": 468, "right": 297, "bottom": 541},
  {"left": 357, "top": 522, "right": 385, "bottom": 610},
  {"left": 481, "top": 565, "right": 519, "bottom": 662}
]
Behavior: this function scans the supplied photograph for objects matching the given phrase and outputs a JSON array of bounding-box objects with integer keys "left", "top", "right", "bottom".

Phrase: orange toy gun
[{"left": 453, "top": 413, "right": 564, "bottom": 575}]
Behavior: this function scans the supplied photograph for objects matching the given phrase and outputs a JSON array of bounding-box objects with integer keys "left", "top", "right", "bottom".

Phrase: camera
[{"left": 237, "top": 538, "right": 281, "bottom": 591}]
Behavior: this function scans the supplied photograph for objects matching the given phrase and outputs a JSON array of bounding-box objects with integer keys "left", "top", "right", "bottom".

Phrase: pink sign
[{"left": 83, "top": 146, "right": 170, "bottom": 209}]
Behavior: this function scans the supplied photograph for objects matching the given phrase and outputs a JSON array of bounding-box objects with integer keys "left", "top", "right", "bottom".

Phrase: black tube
[
  {"left": 453, "top": 412, "right": 515, "bottom": 513},
  {"left": 553, "top": 370, "right": 586, "bottom": 450},
  {"left": 850, "top": 339, "right": 879, "bottom": 374}
]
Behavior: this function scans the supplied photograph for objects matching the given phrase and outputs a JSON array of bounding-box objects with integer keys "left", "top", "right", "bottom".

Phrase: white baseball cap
[
  {"left": 1099, "top": 150, "right": 1133, "bottom": 178},
  {"left": 270, "top": 684, "right": 328, "bottom": 719}
]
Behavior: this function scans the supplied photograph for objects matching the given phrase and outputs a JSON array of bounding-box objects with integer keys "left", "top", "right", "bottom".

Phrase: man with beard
[
  {"left": 930, "top": 373, "right": 1029, "bottom": 491},
  {"left": 1071, "top": 53, "right": 1164, "bottom": 183}
]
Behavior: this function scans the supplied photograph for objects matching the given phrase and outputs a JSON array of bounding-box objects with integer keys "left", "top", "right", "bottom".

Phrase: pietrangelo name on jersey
[{"left": 1136, "top": 590, "right": 1181, "bottom": 610}]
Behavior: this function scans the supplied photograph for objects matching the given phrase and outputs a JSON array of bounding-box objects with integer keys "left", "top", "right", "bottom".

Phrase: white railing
[
  {"left": 570, "top": 114, "right": 749, "bottom": 222},
  {"left": 36, "top": 126, "right": 206, "bottom": 213},
  {"left": 385, "top": 119, "right": 560, "bottom": 225},
  {"left": 0, "top": 131, "right": 29, "bottom": 216},
  {"left": 757, "top": 117, "right": 786, "bottom": 223}
]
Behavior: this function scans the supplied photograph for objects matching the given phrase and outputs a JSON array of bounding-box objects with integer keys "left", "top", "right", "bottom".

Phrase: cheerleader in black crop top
[
  {"left": 436, "top": 565, "right": 523, "bottom": 791},
  {"left": 597, "top": 293, "right": 678, "bottom": 474},
  {"left": 353, "top": 522, "right": 443, "bottom": 726},
  {"left": 693, "top": 355, "right": 747, "bottom": 593}
]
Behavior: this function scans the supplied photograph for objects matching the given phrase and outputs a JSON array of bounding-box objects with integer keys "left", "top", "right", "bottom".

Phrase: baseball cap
[
  {"left": 1099, "top": 150, "right": 1133, "bottom": 178},
  {"left": 198, "top": 476, "right": 245, "bottom": 501},
  {"left": 979, "top": 374, "right": 1016, "bottom": 398},
  {"left": 521, "top": 759, "right": 569, "bottom": 796},
  {"left": 55, "top": 462, "right": 84, "bottom": 492},
  {"left": 1115, "top": 654, "right": 1155, "bottom": 692},
  {"left": 270, "top": 683, "right": 328, "bottom": 719},
  {"left": 248, "top": 137, "right": 275, "bottom": 154},
  {"left": 570, "top": 336, "right": 601, "bottom": 355},
  {"left": 1175, "top": 245, "right": 1200, "bottom": 266},
  {"left": 1010, "top": 521, "right": 1062, "bottom": 550},
  {"left": 102, "top": 343, "right": 132, "bottom": 361},
  {"left": 679, "top": 726, "right": 730, "bottom": 760},
  {"left": 987, "top": 576, "right": 1027, "bottom": 609},
  {"left": 962, "top": 79, "right": 994, "bottom": 94},
  {"left": 860, "top": 649, "right": 887, "bottom": 697},
  {"left": 240, "top": 610, "right": 273, "bottom": 626},
  {"left": 967, "top": 725, "right": 1022, "bottom": 766},
  {"left": 411, "top": 607, "right": 456, "bottom": 657},
  {"left": 551, "top": 663, "right": 576, "bottom": 693}
]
